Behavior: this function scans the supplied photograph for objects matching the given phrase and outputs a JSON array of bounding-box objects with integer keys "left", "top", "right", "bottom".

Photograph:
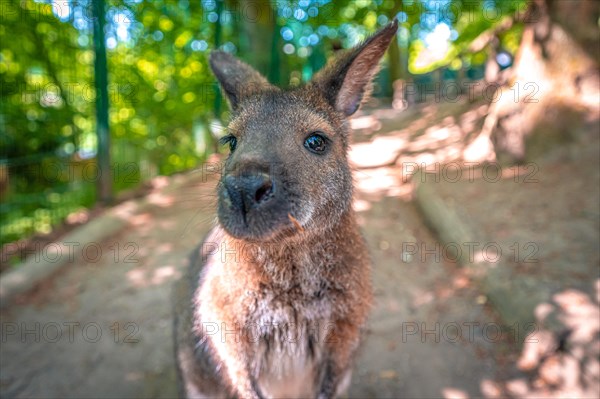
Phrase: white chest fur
[{"left": 250, "top": 303, "right": 334, "bottom": 399}]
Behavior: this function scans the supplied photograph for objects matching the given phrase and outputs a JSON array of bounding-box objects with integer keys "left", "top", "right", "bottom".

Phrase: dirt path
[
  {"left": 0, "top": 172, "right": 510, "bottom": 398},
  {"left": 350, "top": 195, "right": 511, "bottom": 398}
]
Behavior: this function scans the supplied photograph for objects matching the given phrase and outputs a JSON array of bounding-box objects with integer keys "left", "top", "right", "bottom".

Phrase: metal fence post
[{"left": 92, "top": 0, "right": 112, "bottom": 204}]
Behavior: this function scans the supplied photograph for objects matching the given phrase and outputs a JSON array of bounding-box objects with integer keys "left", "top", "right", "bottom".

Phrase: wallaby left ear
[
  {"left": 210, "top": 50, "right": 275, "bottom": 110},
  {"left": 312, "top": 19, "right": 398, "bottom": 116}
]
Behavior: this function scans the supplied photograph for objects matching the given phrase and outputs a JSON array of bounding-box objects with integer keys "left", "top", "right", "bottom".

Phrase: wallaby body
[{"left": 174, "top": 21, "right": 398, "bottom": 399}]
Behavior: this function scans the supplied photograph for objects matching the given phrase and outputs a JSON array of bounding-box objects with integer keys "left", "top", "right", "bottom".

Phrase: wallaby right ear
[{"left": 209, "top": 51, "right": 274, "bottom": 110}]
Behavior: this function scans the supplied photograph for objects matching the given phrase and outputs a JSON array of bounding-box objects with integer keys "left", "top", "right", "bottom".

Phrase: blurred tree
[
  {"left": 387, "top": 1, "right": 404, "bottom": 84},
  {"left": 464, "top": 0, "right": 600, "bottom": 163},
  {"left": 1, "top": 0, "right": 87, "bottom": 159},
  {"left": 233, "top": 0, "right": 277, "bottom": 80}
]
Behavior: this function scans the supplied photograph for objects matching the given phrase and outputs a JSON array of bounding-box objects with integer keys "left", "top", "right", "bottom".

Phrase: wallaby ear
[
  {"left": 209, "top": 51, "right": 274, "bottom": 110},
  {"left": 312, "top": 19, "right": 398, "bottom": 116}
]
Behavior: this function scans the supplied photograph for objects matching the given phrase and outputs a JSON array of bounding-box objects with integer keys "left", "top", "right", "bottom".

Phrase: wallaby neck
[{"left": 222, "top": 207, "right": 360, "bottom": 278}]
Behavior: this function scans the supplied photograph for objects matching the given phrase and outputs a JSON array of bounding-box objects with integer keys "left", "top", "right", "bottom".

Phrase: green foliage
[{"left": 407, "top": 0, "right": 528, "bottom": 73}]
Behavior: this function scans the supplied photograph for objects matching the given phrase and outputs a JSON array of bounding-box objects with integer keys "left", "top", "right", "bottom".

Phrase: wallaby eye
[
  {"left": 220, "top": 134, "right": 237, "bottom": 152},
  {"left": 304, "top": 133, "right": 328, "bottom": 154}
]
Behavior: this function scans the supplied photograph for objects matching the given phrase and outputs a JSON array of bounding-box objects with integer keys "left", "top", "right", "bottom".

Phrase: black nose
[{"left": 224, "top": 173, "right": 274, "bottom": 214}]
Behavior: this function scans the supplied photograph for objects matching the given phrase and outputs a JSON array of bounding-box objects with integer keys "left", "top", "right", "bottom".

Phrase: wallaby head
[{"left": 210, "top": 20, "right": 398, "bottom": 242}]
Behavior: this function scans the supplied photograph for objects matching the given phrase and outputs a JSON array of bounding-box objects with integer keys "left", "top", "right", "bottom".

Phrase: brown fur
[{"left": 174, "top": 20, "right": 398, "bottom": 399}]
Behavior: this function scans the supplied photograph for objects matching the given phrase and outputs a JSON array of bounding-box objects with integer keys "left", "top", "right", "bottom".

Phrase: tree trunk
[
  {"left": 388, "top": 1, "right": 404, "bottom": 105},
  {"left": 237, "top": 0, "right": 275, "bottom": 76},
  {"left": 388, "top": 29, "right": 402, "bottom": 84},
  {"left": 464, "top": 0, "right": 599, "bottom": 164}
]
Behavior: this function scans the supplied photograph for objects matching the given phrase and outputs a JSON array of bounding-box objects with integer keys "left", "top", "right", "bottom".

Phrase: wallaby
[{"left": 173, "top": 20, "right": 398, "bottom": 399}]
